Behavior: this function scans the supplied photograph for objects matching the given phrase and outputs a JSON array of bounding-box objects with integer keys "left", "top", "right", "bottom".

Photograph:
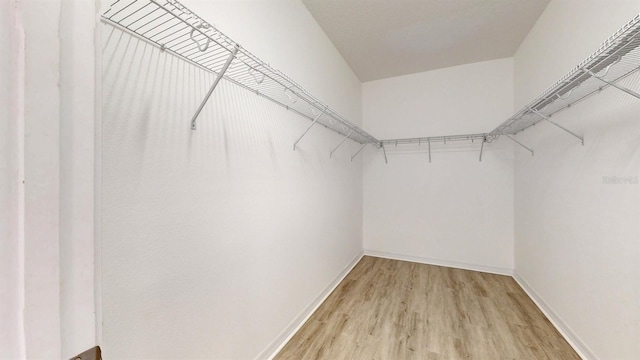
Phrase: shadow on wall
[
  {"left": 101, "top": 25, "right": 307, "bottom": 172},
  {"left": 100, "top": 21, "right": 366, "bottom": 359}
]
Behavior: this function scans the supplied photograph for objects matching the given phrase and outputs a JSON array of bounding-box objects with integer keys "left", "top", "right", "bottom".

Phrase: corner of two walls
[
  {"left": 90, "top": 0, "right": 640, "bottom": 358},
  {"left": 512, "top": 1, "right": 640, "bottom": 359},
  {"left": 359, "top": 2, "right": 640, "bottom": 357},
  {"left": 361, "top": 58, "right": 516, "bottom": 275}
]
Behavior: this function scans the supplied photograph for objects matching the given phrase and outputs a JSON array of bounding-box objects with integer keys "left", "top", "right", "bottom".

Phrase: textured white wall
[
  {"left": 362, "top": 58, "right": 515, "bottom": 274},
  {"left": 100, "top": 0, "right": 364, "bottom": 358},
  {"left": 59, "top": 0, "right": 98, "bottom": 357},
  {"left": 513, "top": 1, "right": 640, "bottom": 359}
]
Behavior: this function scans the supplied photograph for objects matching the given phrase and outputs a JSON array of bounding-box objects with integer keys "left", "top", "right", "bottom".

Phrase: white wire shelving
[
  {"left": 102, "top": 0, "right": 640, "bottom": 163},
  {"left": 379, "top": 134, "right": 494, "bottom": 163},
  {"left": 491, "top": 14, "right": 640, "bottom": 142},
  {"left": 101, "top": 0, "right": 380, "bottom": 152},
  {"left": 381, "top": 14, "right": 640, "bottom": 161}
]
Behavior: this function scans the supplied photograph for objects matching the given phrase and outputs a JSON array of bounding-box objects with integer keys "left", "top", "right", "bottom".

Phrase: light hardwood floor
[{"left": 275, "top": 256, "right": 580, "bottom": 360}]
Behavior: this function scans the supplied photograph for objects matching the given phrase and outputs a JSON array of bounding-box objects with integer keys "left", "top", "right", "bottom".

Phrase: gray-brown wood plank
[{"left": 275, "top": 256, "right": 580, "bottom": 360}]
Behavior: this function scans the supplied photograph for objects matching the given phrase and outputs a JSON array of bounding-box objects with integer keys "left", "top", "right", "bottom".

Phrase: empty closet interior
[{"left": 99, "top": 1, "right": 640, "bottom": 359}]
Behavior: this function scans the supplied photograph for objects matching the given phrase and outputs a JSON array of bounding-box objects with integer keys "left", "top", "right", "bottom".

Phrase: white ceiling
[{"left": 302, "top": 0, "right": 550, "bottom": 82}]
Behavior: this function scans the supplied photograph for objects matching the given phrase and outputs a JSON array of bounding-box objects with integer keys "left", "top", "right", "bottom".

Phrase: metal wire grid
[
  {"left": 379, "top": 14, "right": 640, "bottom": 149},
  {"left": 380, "top": 133, "right": 491, "bottom": 146},
  {"left": 377, "top": 133, "right": 496, "bottom": 163},
  {"left": 102, "top": 0, "right": 380, "bottom": 145},
  {"left": 103, "top": 0, "right": 640, "bottom": 157},
  {"left": 491, "top": 14, "right": 640, "bottom": 136}
]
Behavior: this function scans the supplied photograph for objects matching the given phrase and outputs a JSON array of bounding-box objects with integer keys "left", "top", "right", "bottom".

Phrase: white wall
[
  {"left": 362, "top": 58, "right": 515, "bottom": 274},
  {"left": 100, "top": 1, "right": 364, "bottom": 359},
  {"left": 513, "top": 1, "right": 640, "bottom": 359},
  {"left": 59, "top": 0, "right": 98, "bottom": 357},
  {"left": 0, "top": 0, "right": 24, "bottom": 357},
  {"left": 22, "top": 0, "right": 63, "bottom": 356},
  {"left": 0, "top": 0, "right": 98, "bottom": 358}
]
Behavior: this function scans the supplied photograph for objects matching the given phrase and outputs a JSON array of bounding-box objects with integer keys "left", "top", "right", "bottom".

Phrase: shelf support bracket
[
  {"left": 381, "top": 143, "right": 388, "bottom": 164},
  {"left": 427, "top": 138, "right": 431, "bottom": 163},
  {"left": 330, "top": 129, "right": 354, "bottom": 158},
  {"left": 479, "top": 136, "right": 486, "bottom": 162},
  {"left": 191, "top": 45, "right": 239, "bottom": 130},
  {"left": 529, "top": 108, "right": 584, "bottom": 145},
  {"left": 502, "top": 133, "right": 534, "bottom": 156},
  {"left": 293, "top": 106, "right": 327, "bottom": 150},
  {"left": 583, "top": 68, "right": 640, "bottom": 100},
  {"left": 351, "top": 143, "right": 368, "bottom": 162}
]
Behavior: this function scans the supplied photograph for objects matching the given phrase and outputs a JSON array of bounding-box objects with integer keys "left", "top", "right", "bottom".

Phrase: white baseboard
[
  {"left": 257, "top": 250, "right": 594, "bottom": 360},
  {"left": 513, "top": 272, "right": 597, "bottom": 360},
  {"left": 364, "top": 249, "right": 513, "bottom": 276},
  {"left": 258, "top": 250, "right": 364, "bottom": 360}
]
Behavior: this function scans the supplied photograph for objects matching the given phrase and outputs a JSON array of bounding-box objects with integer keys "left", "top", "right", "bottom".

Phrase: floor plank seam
[
  {"left": 261, "top": 251, "right": 365, "bottom": 360},
  {"left": 275, "top": 256, "right": 581, "bottom": 360}
]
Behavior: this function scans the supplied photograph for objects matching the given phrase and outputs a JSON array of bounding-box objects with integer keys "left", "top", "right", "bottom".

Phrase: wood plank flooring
[{"left": 275, "top": 256, "right": 580, "bottom": 360}]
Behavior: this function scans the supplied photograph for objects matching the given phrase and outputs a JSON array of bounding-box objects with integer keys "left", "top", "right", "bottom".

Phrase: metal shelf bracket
[
  {"left": 351, "top": 143, "right": 368, "bottom": 162},
  {"left": 529, "top": 108, "right": 584, "bottom": 145},
  {"left": 330, "top": 129, "right": 354, "bottom": 158},
  {"left": 293, "top": 106, "right": 327, "bottom": 150},
  {"left": 583, "top": 68, "right": 640, "bottom": 100},
  {"left": 191, "top": 45, "right": 238, "bottom": 130},
  {"left": 489, "top": 15, "right": 640, "bottom": 140},
  {"left": 381, "top": 143, "right": 388, "bottom": 164},
  {"left": 103, "top": 0, "right": 379, "bottom": 145},
  {"left": 502, "top": 134, "right": 534, "bottom": 156},
  {"left": 104, "top": 1, "right": 640, "bottom": 163}
]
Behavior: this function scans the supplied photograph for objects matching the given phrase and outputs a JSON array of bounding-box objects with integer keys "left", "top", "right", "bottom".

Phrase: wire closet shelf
[
  {"left": 380, "top": 14, "right": 640, "bottom": 154},
  {"left": 101, "top": 0, "right": 380, "bottom": 146},
  {"left": 492, "top": 13, "right": 640, "bottom": 138}
]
